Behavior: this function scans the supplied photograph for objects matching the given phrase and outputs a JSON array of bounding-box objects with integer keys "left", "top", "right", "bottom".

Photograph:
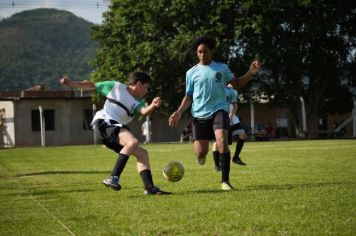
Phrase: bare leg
[
  {"left": 193, "top": 140, "right": 209, "bottom": 165},
  {"left": 212, "top": 141, "right": 220, "bottom": 170}
]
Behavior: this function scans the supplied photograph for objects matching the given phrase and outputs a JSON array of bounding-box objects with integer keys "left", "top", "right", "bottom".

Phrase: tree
[
  {"left": 233, "top": 0, "right": 356, "bottom": 134},
  {"left": 91, "top": 0, "right": 240, "bottom": 111},
  {"left": 91, "top": 0, "right": 356, "bottom": 135}
]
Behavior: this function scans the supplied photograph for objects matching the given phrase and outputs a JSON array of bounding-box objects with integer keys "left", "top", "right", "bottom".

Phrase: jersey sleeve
[
  {"left": 133, "top": 100, "right": 147, "bottom": 116},
  {"left": 231, "top": 89, "right": 238, "bottom": 103},
  {"left": 95, "top": 81, "right": 116, "bottom": 97},
  {"left": 185, "top": 71, "right": 193, "bottom": 96},
  {"left": 225, "top": 87, "right": 238, "bottom": 104}
]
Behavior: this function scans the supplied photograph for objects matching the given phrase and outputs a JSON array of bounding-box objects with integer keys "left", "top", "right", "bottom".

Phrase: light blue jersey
[
  {"left": 224, "top": 86, "right": 238, "bottom": 104},
  {"left": 186, "top": 61, "right": 234, "bottom": 118}
]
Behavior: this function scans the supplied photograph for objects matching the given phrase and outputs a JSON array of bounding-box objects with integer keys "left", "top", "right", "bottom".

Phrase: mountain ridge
[{"left": 0, "top": 8, "right": 98, "bottom": 91}]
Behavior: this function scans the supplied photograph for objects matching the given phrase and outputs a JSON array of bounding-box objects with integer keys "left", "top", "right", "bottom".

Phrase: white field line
[{"left": 0, "top": 163, "right": 76, "bottom": 236}]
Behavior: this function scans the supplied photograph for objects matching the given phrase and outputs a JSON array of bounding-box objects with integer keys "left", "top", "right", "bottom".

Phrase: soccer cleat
[
  {"left": 144, "top": 186, "right": 172, "bottom": 195},
  {"left": 221, "top": 181, "right": 234, "bottom": 191},
  {"left": 232, "top": 156, "right": 247, "bottom": 165},
  {"left": 196, "top": 155, "right": 206, "bottom": 165},
  {"left": 102, "top": 176, "right": 121, "bottom": 191},
  {"left": 214, "top": 166, "right": 221, "bottom": 172}
]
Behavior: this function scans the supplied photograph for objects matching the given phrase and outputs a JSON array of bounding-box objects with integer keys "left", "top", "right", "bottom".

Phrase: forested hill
[{"left": 0, "top": 8, "right": 98, "bottom": 91}]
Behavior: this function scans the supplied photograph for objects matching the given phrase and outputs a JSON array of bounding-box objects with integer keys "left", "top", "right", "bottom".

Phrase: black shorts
[
  {"left": 92, "top": 119, "right": 130, "bottom": 153},
  {"left": 192, "top": 110, "right": 229, "bottom": 141}
]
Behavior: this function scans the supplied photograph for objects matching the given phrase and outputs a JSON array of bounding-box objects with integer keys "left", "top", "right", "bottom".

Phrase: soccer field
[{"left": 0, "top": 140, "right": 355, "bottom": 235}]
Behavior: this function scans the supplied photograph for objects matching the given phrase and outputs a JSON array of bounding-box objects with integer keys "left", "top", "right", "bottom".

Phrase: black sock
[
  {"left": 111, "top": 153, "right": 129, "bottom": 177},
  {"left": 219, "top": 152, "right": 231, "bottom": 182},
  {"left": 140, "top": 169, "right": 154, "bottom": 190},
  {"left": 213, "top": 151, "right": 220, "bottom": 168},
  {"left": 234, "top": 139, "right": 245, "bottom": 158}
]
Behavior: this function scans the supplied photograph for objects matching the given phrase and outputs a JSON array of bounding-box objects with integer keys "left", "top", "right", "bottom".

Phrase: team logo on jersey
[{"left": 215, "top": 72, "right": 222, "bottom": 82}]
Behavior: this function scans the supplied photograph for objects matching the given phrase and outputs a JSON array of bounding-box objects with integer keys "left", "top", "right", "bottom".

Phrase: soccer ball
[{"left": 163, "top": 161, "right": 184, "bottom": 182}]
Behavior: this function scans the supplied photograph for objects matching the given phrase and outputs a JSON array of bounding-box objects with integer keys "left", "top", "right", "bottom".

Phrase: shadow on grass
[
  {"left": 2, "top": 188, "right": 96, "bottom": 197},
  {"left": 127, "top": 189, "right": 235, "bottom": 198},
  {"left": 126, "top": 181, "right": 356, "bottom": 198},
  {"left": 14, "top": 170, "right": 110, "bottom": 177},
  {"left": 243, "top": 181, "right": 356, "bottom": 191},
  {"left": 140, "top": 181, "right": 356, "bottom": 197},
  {"left": 176, "top": 181, "right": 356, "bottom": 195}
]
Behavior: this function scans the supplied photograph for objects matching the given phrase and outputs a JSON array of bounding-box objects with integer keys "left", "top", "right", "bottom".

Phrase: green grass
[{"left": 0, "top": 140, "right": 355, "bottom": 235}]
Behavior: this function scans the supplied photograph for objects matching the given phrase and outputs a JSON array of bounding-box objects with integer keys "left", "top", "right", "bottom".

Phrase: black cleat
[
  {"left": 144, "top": 186, "right": 172, "bottom": 195},
  {"left": 232, "top": 156, "right": 247, "bottom": 165},
  {"left": 102, "top": 176, "right": 121, "bottom": 191}
]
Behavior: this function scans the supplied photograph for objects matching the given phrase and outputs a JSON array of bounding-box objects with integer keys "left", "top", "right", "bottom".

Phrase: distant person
[
  {"left": 265, "top": 122, "right": 274, "bottom": 140},
  {"left": 180, "top": 122, "right": 193, "bottom": 143},
  {"left": 60, "top": 71, "right": 171, "bottom": 195},
  {"left": 168, "top": 35, "right": 261, "bottom": 191},
  {"left": 141, "top": 118, "right": 151, "bottom": 144}
]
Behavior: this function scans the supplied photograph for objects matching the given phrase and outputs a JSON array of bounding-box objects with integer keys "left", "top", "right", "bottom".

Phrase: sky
[{"left": 0, "top": 0, "right": 110, "bottom": 24}]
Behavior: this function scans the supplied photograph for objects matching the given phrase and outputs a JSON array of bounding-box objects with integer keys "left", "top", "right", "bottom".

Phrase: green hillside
[{"left": 0, "top": 8, "right": 98, "bottom": 91}]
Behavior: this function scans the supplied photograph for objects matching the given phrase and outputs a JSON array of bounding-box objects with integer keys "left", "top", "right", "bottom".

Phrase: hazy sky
[{"left": 0, "top": 0, "right": 110, "bottom": 24}]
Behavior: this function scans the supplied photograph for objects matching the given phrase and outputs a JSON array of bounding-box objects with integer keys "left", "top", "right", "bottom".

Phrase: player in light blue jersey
[
  {"left": 60, "top": 71, "right": 171, "bottom": 195},
  {"left": 212, "top": 85, "right": 247, "bottom": 172},
  {"left": 169, "top": 36, "right": 261, "bottom": 191}
]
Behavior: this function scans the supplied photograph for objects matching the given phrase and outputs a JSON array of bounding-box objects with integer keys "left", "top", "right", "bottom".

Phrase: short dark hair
[
  {"left": 192, "top": 35, "right": 216, "bottom": 51},
  {"left": 128, "top": 71, "right": 151, "bottom": 85}
]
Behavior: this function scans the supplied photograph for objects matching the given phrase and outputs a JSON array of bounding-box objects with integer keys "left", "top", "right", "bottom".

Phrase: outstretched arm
[
  {"left": 140, "top": 97, "right": 162, "bottom": 116},
  {"left": 230, "top": 60, "right": 262, "bottom": 90},
  {"left": 59, "top": 76, "right": 96, "bottom": 91},
  {"left": 168, "top": 95, "right": 192, "bottom": 127}
]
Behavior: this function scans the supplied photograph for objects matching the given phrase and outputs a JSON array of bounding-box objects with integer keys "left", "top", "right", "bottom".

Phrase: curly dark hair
[{"left": 191, "top": 35, "right": 216, "bottom": 51}]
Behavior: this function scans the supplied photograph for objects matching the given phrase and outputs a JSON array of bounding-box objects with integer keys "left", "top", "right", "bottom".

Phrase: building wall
[
  {"left": 13, "top": 98, "right": 94, "bottom": 146},
  {"left": 129, "top": 104, "right": 354, "bottom": 142},
  {"left": 2, "top": 98, "right": 353, "bottom": 148},
  {"left": 236, "top": 103, "right": 294, "bottom": 138},
  {"left": 0, "top": 101, "right": 15, "bottom": 147}
]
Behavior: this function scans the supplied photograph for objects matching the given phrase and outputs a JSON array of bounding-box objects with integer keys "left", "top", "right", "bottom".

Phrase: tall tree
[
  {"left": 91, "top": 0, "right": 355, "bottom": 135},
  {"left": 91, "top": 0, "right": 240, "bottom": 110},
  {"left": 233, "top": 0, "right": 356, "bottom": 134}
]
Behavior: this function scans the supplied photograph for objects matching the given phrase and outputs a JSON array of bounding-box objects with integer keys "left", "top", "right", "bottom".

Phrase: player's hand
[
  {"left": 250, "top": 60, "right": 262, "bottom": 75},
  {"left": 168, "top": 111, "right": 182, "bottom": 127},
  {"left": 59, "top": 76, "right": 71, "bottom": 86},
  {"left": 152, "top": 97, "right": 162, "bottom": 108}
]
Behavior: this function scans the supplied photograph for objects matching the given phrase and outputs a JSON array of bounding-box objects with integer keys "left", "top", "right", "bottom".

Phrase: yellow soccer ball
[{"left": 163, "top": 161, "right": 184, "bottom": 182}]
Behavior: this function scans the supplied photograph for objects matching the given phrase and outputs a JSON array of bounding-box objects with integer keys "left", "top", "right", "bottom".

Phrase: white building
[{"left": 0, "top": 86, "right": 94, "bottom": 147}]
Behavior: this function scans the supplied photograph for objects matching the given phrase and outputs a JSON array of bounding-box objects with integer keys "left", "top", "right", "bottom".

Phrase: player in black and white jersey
[{"left": 60, "top": 71, "right": 171, "bottom": 195}]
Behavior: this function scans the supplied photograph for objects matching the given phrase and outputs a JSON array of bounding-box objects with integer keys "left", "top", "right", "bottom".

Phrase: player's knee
[
  {"left": 195, "top": 149, "right": 208, "bottom": 158},
  {"left": 216, "top": 137, "right": 227, "bottom": 148},
  {"left": 126, "top": 138, "right": 139, "bottom": 150}
]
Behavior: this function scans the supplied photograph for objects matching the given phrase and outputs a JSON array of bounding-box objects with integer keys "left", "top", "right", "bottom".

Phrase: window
[
  {"left": 83, "top": 109, "right": 93, "bottom": 130},
  {"left": 31, "top": 109, "right": 55, "bottom": 131}
]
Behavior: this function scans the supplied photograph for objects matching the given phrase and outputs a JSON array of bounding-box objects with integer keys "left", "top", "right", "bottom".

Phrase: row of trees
[{"left": 91, "top": 0, "right": 356, "bottom": 134}]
